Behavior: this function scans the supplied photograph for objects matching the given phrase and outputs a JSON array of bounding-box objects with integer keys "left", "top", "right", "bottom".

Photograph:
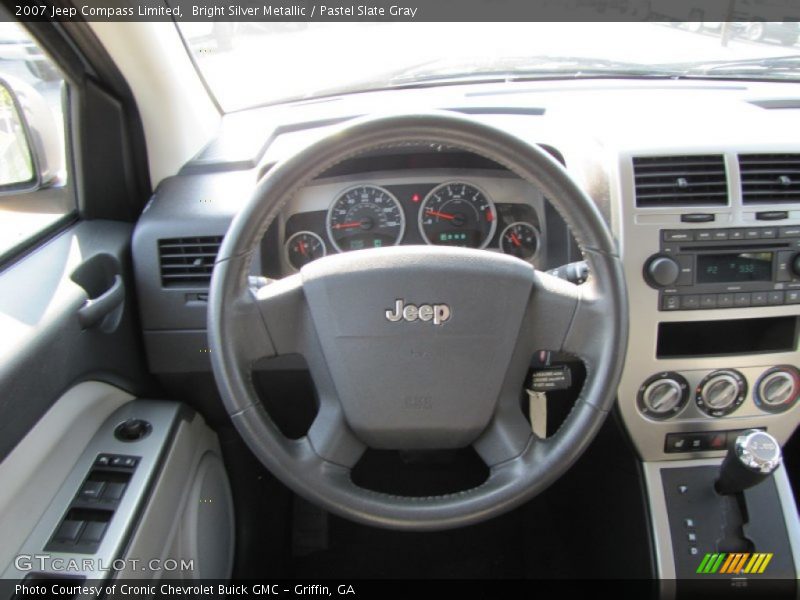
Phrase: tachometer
[
  {"left": 327, "top": 185, "right": 405, "bottom": 252},
  {"left": 418, "top": 182, "right": 497, "bottom": 248}
]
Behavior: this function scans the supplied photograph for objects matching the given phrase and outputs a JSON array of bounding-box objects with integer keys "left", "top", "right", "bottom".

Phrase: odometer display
[
  {"left": 327, "top": 185, "right": 405, "bottom": 252},
  {"left": 418, "top": 182, "right": 497, "bottom": 249}
]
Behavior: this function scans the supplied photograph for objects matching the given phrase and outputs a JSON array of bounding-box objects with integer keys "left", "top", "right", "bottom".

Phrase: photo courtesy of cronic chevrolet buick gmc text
[{"left": 1, "top": 2, "right": 800, "bottom": 597}]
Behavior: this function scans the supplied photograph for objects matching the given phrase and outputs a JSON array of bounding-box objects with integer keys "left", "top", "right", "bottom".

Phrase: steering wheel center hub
[{"left": 301, "top": 246, "right": 534, "bottom": 449}]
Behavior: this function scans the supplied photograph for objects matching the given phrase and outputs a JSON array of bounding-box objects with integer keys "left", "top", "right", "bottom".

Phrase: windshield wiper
[{"left": 670, "top": 55, "right": 800, "bottom": 78}]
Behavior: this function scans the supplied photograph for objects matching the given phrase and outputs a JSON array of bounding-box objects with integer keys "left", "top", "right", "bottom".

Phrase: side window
[{"left": 0, "top": 18, "right": 71, "bottom": 260}]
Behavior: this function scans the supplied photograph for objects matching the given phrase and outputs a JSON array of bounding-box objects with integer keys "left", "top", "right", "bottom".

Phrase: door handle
[{"left": 77, "top": 274, "right": 124, "bottom": 328}]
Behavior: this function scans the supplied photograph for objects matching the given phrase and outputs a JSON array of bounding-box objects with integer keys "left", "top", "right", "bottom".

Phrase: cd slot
[{"left": 679, "top": 242, "right": 789, "bottom": 253}]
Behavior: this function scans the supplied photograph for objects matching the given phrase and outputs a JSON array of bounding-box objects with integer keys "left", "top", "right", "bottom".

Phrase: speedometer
[
  {"left": 327, "top": 185, "right": 405, "bottom": 252},
  {"left": 418, "top": 182, "right": 497, "bottom": 249}
]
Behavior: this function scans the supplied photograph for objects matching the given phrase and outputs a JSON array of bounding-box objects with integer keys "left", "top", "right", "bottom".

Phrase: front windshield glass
[{"left": 177, "top": 22, "right": 800, "bottom": 112}]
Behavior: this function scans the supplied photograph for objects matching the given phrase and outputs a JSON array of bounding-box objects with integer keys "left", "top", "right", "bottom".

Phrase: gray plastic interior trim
[
  {"left": 2, "top": 400, "right": 182, "bottom": 581},
  {"left": 116, "top": 414, "right": 233, "bottom": 580}
]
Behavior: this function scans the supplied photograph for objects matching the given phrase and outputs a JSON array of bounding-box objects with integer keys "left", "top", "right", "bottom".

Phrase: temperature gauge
[
  {"left": 285, "top": 231, "right": 326, "bottom": 271},
  {"left": 499, "top": 222, "right": 540, "bottom": 261}
]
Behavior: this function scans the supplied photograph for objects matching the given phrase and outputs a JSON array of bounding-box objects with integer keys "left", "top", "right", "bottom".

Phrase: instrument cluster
[{"left": 283, "top": 179, "right": 542, "bottom": 272}]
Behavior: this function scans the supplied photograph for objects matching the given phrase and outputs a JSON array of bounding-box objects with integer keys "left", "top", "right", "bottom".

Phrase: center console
[{"left": 612, "top": 150, "right": 800, "bottom": 582}]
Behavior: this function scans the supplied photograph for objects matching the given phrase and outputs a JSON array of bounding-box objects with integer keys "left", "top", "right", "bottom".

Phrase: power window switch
[
  {"left": 103, "top": 482, "right": 127, "bottom": 502},
  {"left": 80, "top": 521, "right": 107, "bottom": 545},
  {"left": 80, "top": 480, "right": 105, "bottom": 500},
  {"left": 55, "top": 520, "right": 84, "bottom": 543}
]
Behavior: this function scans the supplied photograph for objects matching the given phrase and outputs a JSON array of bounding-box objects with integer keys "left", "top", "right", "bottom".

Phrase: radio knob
[
  {"left": 645, "top": 255, "right": 680, "bottom": 288},
  {"left": 696, "top": 370, "right": 747, "bottom": 417},
  {"left": 755, "top": 366, "right": 800, "bottom": 413},
  {"left": 792, "top": 253, "right": 800, "bottom": 277},
  {"left": 637, "top": 372, "right": 689, "bottom": 420}
]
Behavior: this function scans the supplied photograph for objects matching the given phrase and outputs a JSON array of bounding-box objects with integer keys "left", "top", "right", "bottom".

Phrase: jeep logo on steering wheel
[{"left": 385, "top": 299, "right": 451, "bottom": 325}]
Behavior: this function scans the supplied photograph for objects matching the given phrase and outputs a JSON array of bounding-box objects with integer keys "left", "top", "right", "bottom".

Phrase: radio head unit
[{"left": 645, "top": 226, "right": 800, "bottom": 311}]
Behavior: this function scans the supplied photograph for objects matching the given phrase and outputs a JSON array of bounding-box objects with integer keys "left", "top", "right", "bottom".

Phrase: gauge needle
[
  {"left": 510, "top": 232, "right": 522, "bottom": 247},
  {"left": 332, "top": 222, "right": 362, "bottom": 230},
  {"left": 425, "top": 209, "right": 455, "bottom": 220},
  {"left": 298, "top": 242, "right": 307, "bottom": 256}
]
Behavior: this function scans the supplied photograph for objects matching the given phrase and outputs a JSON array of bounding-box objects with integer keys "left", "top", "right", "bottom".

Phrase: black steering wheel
[{"left": 208, "top": 112, "right": 628, "bottom": 531}]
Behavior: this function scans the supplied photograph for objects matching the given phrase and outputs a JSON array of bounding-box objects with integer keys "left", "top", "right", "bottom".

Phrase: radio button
[
  {"left": 664, "top": 230, "right": 694, "bottom": 242},
  {"left": 712, "top": 230, "right": 729, "bottom": 241},
  {"left": 681, "top": 295, "right": 700, "bottom": 309},
  {"left": 700, "top": 294, "right": 717, "bottom": 309},
  {"left": 768, "top": 291, "right": 785, "bottom": 305},
  {"left": 676, "top": 255, "right": 694, "bottom": 286},
  {"left": 779, "top": 226, "right": 800, "bottom": 238},
  {"left": 744, "top": 229, "right": 762, "bottom": 240},
  {"left": 695, "top": 231, "right": 713, "bottom": 241},
  {"left": 717, "top": 293, "right": 734, "bottom": 308},
  {"left": 751, "top": 292, "right": 768, "bottom": 306},
  {"left": 786, "top": 290, "right": 800, "bottom": 304},
  {"left": 777, "top": 251, "right": 795, "bottom": 282},
  {"left": 734, "top": 293, "right": 751, "bottom": 307},
  {"left": 729, "top": 229, "right": 745, "bottom": 240},
  {"left": 662, "top": 295, "right": 681, "bottom": 311},
  {"left": 760, "top": 228, "right": 778, "bottom": 239}
]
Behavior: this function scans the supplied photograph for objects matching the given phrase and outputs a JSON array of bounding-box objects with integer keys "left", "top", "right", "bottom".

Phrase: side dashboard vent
[
  {"left": 633, "top": 155, "right": 728, "bottom": 207},
  {"left": 740, "top": 154, "right": 800, "bottom": 204},
  {"left": 158, "top": 236, "right": 223, "bottom": 287}
]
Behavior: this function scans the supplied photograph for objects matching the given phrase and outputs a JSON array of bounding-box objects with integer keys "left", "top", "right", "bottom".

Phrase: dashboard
[{"left": 131, "top": 76, "right": 800, "bottom": 469}]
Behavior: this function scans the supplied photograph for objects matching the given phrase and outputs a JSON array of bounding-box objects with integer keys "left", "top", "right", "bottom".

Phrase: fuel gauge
[
  {"left": 285, "top": 231, "right": 326, "bottom": 271},
  {"left": 499, "top": 222, "right": 539, "bottom": 261}
]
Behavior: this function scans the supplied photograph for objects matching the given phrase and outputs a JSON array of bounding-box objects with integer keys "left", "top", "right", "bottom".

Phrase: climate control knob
[
  {"left": 644, "top": 255, "right": 680, "bottom": 288},
  {"left": 755, "top": 366, "right": 800, "bottom": 413},
  {"left": 638, "top": 372, "right": 689, "bottom": 420},
  {"left": 695, "top": 369, "right": 747, "bottom": 417}
]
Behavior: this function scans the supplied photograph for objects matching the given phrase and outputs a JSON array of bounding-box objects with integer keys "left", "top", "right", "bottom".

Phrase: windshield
[{"left": 177, "top": 22, "right": 800, "bottom": 112}]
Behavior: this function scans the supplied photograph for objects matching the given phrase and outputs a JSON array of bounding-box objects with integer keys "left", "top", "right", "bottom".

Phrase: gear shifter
[{"left": 715, "top": 429, "right": 782, "bottom": 495}]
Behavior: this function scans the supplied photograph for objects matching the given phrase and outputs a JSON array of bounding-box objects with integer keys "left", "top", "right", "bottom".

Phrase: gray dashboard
[{"left": 132, "top": 77, "right": 800, "bottom": 466}]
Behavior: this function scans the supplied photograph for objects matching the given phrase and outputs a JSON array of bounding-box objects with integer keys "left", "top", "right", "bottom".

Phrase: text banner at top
[{"left": 6, "top": 0, "right": 800, "bottom": 23}]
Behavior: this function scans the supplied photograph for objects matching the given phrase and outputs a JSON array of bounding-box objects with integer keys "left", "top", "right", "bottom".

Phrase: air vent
[
  {"left": 740, "top": 154, "right": 800, "bottom": 204},
  {"left": 158, "top": 236, "right": 222, "bottom": 287},
  {"left": 633, "top": 155, "right": 728, "bottom": 207}
]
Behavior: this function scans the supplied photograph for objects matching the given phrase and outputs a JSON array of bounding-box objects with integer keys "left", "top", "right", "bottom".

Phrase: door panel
[
  {"left": 0, "top": 220, "right": 151, "bottom": 461},
  {"left": 0, "top": 380, "right": 132, "bottom": 570}
]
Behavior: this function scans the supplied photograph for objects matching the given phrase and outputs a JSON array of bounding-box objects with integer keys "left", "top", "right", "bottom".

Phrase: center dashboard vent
[
  {"left": 158, "top": 236, "right": 223, "bottom": 287},
  {"left": 633, "top": 155, "right": 728, "bottom": 207},
  {"left": 740, "top": 154, "right": 800, "bottom": 204}
]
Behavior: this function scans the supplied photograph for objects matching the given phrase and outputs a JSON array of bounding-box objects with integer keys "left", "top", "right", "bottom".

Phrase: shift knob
[{"left": 715, "top": 430, "right": 782, "bottom": 495}]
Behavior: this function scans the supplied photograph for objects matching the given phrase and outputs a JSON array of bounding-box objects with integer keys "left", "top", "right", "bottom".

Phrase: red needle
[
  {"left": 333, "top": 222, "right": 362, "bottom": 230},
  {"left": 425, "top": 209, "right": 455, "bottom": 220},
  {"left": 510, "top": 232, "right": 522, "bottom": 247},
  {"left": 298, "top": 241, "right": 307, "bottom": 256}
]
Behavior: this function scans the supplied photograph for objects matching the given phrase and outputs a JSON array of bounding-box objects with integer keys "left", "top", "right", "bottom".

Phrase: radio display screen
[{"left": 697, "top": 252, "right": 773, "bottom": 284}]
